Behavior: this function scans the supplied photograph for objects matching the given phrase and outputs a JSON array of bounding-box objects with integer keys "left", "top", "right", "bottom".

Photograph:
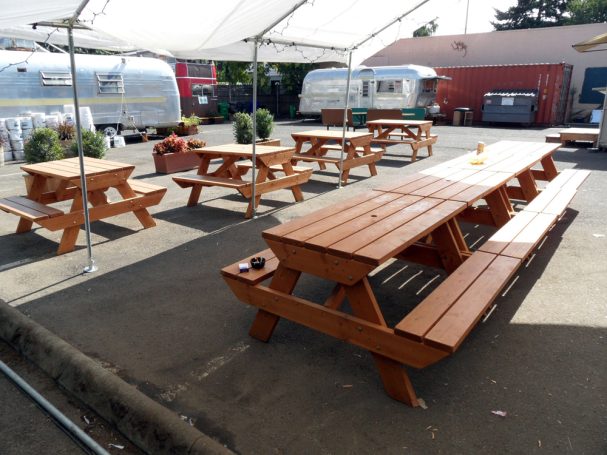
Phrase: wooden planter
[
  {"left": 257, "top": 138, "right": 280, "bottom": 146},
  {"left": 153, "top": 151, "right": 201, "bottom": 174},
  {"left": 175, "top": 125, "right": 199, "bottom": 136}
]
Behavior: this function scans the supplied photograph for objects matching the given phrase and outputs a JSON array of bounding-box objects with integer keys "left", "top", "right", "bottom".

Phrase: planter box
[
  {"left": 175, "top": 125, "right": 199, "bottom": 136},
  {"left": 153, "top": 151, "right": 201, "bottom": 174}
]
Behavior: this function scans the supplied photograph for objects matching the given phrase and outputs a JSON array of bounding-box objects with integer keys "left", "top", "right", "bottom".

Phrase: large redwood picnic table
[
  {"left": 367, "top": 119, "right": 437, "bottom": 161},
  {"left": 222, "top": 139, "right": 586, "bottom": 406}
]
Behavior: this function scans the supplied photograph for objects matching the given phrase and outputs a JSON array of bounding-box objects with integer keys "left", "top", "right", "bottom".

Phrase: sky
[{"left": 429, "top": 0, "right": 519, "bottom": 36}]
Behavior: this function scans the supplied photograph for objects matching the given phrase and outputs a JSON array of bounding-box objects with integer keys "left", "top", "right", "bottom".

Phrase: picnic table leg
[
  {"left": 517, "top": 170, "right": 539, "bottom": 202},
  {"left": 57, "top": 193, "right": 84, "bottom": 255},
  {"left": 540, "top": 155, "right": 559, "bottom": 181},
  {"left": 249, "top": 264, "right": 301, "bottom": 341},
  {"left": 431, "top": 221, "right": 467, "bottom": 274},
  {"left": 345, "top": 278, "right": 419, "bottom": 406},
  {"left": 114, "top": 183, "right": 156, "bottom": 228},
  {"left": 282, "top": 162, "right": 304, "bottom": 202},
  {"left": 485, "top": 188, "right": 513, "bottom": 227},
  {"left": 17, "top": 174, "right": 47, "bottom": 233}
]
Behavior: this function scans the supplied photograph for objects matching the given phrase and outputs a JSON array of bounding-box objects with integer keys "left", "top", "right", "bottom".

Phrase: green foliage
[
  {"left": 232, "top": 112, "right": 253, "bottom": 144},
  {"left": 273, "top": 63, "right": 318, "bottom": 94},
  {"left": 413, "top": 19, "right": 438, "bottom": 37},
  {"left": 566, "top": 0, "right": 607, "bottom": 24},
  {"left": 255, "top": 108, "right": 274, "bottom": 140},
  {"left": 24, "top": 128, "right": 64, "bottom": 163},
  {"left": 216, "top": 61, "right": 272, "bottom": 91},
  {"left": 181, "top": 114, "right": 201, "bottom": 127},
  {"left": 70, "top": 130, "right": 107, "bottom": 159},
  {"left": 492, "top": 0, "right": 569, "bottom": 30}
]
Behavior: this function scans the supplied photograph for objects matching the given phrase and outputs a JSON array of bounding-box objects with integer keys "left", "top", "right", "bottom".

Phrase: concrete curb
[{"left": 0, "top": 301, "right": 233, "bottom": 455}]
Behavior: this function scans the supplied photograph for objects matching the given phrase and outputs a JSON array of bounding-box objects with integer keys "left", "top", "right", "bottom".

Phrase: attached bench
[
  {"left": 394, "top": 168, "right": 589, "bottom": 354},
  {"left": 127, "top": 179, "right": 167, "bottom": 196},
  {"left": 221, "top": 248, "right": 279, "bottom": 286},
  {"left": 0, "top": 195, "right": 64, "bottom": 222},
  {"left": 319, "top": 144, "right": 385, "bottom": 154},
  {"left": 173, "top": 174, "right": 250, "bottom": 190},
  {"left": 234, "top": 161, "right": 313, "bottom": 175},
  {"left": 545, "top": 133, "right": 561, "bottom": 144}
]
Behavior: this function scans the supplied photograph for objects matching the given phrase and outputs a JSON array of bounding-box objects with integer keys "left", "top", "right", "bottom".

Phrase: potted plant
[
  {"left": 255, "top": 108, "right": 279, "bottom": 146},
  {"left": 152, "top": 133, "right": 205, "bottom": 174},
  {"left": 176, "top": 115, "right": 201, "bottom": 136},
  {"left": 23, "top": 127, "right": 65, "bottom": 192},
  {"left": 232, "top": 110, "right": 280, "bottom": 146},
  {"left": 70, "top": 130, "right": 108, "bottom": 159}
]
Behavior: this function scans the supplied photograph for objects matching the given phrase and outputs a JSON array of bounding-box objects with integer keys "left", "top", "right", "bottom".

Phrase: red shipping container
[{"left": 434, "top": 63, "right": 573, "bottom": 126}]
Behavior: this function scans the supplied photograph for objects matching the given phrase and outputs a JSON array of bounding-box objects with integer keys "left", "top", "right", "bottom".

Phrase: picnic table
[
  {"left": 222, "top": 140, "right": 589, "bottom": 405},
  {"left": 0, "top": 157, "right": 166, "bottom": 254},
  {"left": 367, "top": 119, "right": 437, "bottom": 162},
  {"left": 173, "top": 144, "right": 312, "bottom": 218},
  {"left": 290, "top": 129, "right": 383, "bottom": 184}
]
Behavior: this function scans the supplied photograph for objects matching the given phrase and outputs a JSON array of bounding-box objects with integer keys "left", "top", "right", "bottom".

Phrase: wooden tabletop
[
  {"left": 21, "top": 157, "right": 135, "bottom": 180},
  {"left": 291, "top": 130, "right": 373, "bottom": 140},
  {"left": 367, "top": 119, "right": 432, "bottom": 127},
  {"left": 192, "top": 143, "right": 295, "bottom": 157},
  {"left": 263, "top": 190, "right": 466, "bottom": 266}
]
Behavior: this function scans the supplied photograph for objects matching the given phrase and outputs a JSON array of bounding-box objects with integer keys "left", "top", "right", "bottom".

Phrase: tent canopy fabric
[{"left": 0, "top": 0, "right": 439, "bottom": 65}]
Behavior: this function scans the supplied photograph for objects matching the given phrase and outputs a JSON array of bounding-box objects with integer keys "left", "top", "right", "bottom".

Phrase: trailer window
[
  {"left": 192, "top": 84, "right": 214, "bottom": 97},
  {"left": 97, "top": 73, "right": 124, "bottom": 94},
  {"left": 422, "top": 79, "right": 437, "bottom": 93},
  {"left": 377, "top": 80, "right": 402, "bottom": 93},
  {"left": 40, "top": 72, "right": 72, "bottom": 86}
]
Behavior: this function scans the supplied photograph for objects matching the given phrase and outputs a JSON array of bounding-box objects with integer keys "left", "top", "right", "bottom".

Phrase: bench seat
[
  {"left": 172, "top": 174, "right": 250, "bottom": 190},
  {"left": 319, "top": 144, "right": 385, "bottom": 154},
  {"left": 394, "top": 168, "right": 590, "bottom": 354},
  {"left": 292, "top": 154, "right": 341, "bottom": 165},
  {"left": 127, "top": 179, "right": 167, "bottom": 196},
  {"left": 234, "top": 161, "right": 313, "bottom": 174},
  {"left": 221, "top": 248, "right": 279, "bottom": 285},
  {"left": 0, "top": 196, "right": 64, "bottom": 222}
]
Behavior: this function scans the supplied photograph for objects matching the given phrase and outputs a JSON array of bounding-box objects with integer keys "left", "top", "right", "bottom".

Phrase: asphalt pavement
[{"left": 0, "top": 120, "right": 605, "bottom": 453}]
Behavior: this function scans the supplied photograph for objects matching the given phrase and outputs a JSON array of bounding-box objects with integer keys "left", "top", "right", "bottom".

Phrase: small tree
[
  {"left": 232, "top": 112, "right": 253, "bottom": 144},
  {"left": 24, "top": 128, "right": 64, "bottom": 163},
  {"left": 70, "top": 130, "right": 107, "bottom": 159},
  {"left": 255, "top": 108, "right": 274, "bottom": 141}
]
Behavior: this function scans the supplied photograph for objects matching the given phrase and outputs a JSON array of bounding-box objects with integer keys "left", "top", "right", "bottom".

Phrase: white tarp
[{"left": 0, "top": 0, "right": 439, "bottom": 65}]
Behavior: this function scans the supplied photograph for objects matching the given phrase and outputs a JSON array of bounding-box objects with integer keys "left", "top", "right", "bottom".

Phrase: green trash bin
[
  {"left": 218, "top": 102, "right": 229, "bottom": 120},
  {"left": 289, "top": 104, "right": 297, "bottom": 119}
]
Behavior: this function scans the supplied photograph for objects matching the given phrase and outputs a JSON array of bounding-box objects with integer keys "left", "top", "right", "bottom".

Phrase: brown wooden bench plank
[
  {"left": 0, "top": 196, "right": 64, "bottom": 221},
  {"left": 292, "top": 153, "right": 341, "bottom": 164},
  {"left": 220, "top": 248, "right": 278, "bottom": 285},
  {"left": 127, "top": 179, "right": 167, "bottom": 195},
  {"left": 395, "top": 250, "right": 497, "bottom": 341},
  {"left": 320, "top": 144, "right": 385, "bottom": 154},
  {"left": 499, "top": 212, "right": 556, "bottom": 260},
  {"left": 424, "top": 254, "right": 521, "bottom": 353},
  {"left": 478, "top": 211, "right": 538, "bottom": 255},
  {"left": 235, "top": 161, "right": 312, "bottom": 174},
  {"left": 173, "top": 174, "right": 249, "bottom": 189},
  {"left": 524, "top": 169, "right": 590, "bottom": 214}
]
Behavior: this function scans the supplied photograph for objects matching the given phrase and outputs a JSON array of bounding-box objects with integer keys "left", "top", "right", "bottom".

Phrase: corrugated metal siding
[{"left": 434, "top": 63, "right": 573, "bottom": 125}]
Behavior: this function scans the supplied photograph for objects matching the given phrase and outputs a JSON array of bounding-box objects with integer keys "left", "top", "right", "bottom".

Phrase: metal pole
[
  {"left": 251, "top": 40, "right": 259, "bottom": 218},
  {"left": 0, "top": 360, "right": 109, "bottom": 455},
  {"left": 338, "top": 51, "right": 353, "bottom": 188},
  {"left": 464, "top": 0, "right": 470, "bottom": 34},
  {"left": 68, "top": 26, "right": 97, "bottom": 273}
]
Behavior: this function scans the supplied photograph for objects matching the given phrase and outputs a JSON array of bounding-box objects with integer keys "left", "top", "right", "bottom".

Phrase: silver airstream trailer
[
  {"left": 298, "top": 65, "right": 446, "bottom": 116},
  {"left": 0, "top": 50, "right": 180, "bottom": 136}
]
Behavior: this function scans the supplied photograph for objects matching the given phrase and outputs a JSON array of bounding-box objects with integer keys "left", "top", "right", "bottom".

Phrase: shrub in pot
[
  {"left": 233, "top": 112, "right": 253, "bottom": 144},
  {"left": 255, "top": 108, "right": 274, "bottom": 141},
  {"left": 70, "top": 130, "right": 108, "bottom": 159},
  {"left": 24, "top": 128, "right": 64, "bottom": 163}
]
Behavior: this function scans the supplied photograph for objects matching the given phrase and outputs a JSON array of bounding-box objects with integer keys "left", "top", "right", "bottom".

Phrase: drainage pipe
[{"left": 0, "top": 360, "right": 109, "bottom": 455}]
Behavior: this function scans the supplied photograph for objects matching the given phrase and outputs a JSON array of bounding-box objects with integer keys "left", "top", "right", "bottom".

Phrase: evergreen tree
[
  {"left": 566, "top": 0, "right": 607, "bottom": 24},
  {"left": 492, "top": 0, "right": 569, "bottom": 30}
]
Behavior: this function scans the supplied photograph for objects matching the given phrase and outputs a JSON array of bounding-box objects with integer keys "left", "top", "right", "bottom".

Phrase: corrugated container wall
[{"left": 434, "top": 63, "right": 573, "bottom": 125}]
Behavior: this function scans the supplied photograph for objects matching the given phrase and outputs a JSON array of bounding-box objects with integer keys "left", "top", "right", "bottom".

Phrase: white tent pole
[
  {"left": 251, "top": 39, "right": 259, "bottom": 218},
  {"left": 68, "top": 0, "right": 97, "bottom": 273},
  {"left": 337, "top": 51, "right": 353, "bottom": 189}
]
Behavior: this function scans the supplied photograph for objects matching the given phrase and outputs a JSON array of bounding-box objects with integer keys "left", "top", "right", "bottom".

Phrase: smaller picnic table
[
  {"left": 173, "top": 144, "right": 312, "bottom": 218},
  {"left": 290, "top": 130, "right": 383, "bottom": 185},
  {"left": 0, "top": 157, "right": 166, "bottom": 254},
  {"left": 367, "top": 119, "right": 437, "bottom": 161}
]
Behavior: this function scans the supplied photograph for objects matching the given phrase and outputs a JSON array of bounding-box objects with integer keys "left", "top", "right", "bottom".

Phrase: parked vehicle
[
  {"left": 0, "top": 50, "right": 180, "bottom": 137},
  {"left": 298, "top": 65, "right": 447, "bottom": 116},
  {"left": 173, "top": 61, "right": 218, "bottom": 117}
]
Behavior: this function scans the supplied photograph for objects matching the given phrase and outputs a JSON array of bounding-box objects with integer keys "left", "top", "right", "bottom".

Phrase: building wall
[{"left": 363, "top": 23, "right": 606, "bottom": 120}]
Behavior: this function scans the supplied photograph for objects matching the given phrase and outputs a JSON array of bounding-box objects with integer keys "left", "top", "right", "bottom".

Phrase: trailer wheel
[{"left": 100, "top": 125, "right": 119, "bottom": 138}]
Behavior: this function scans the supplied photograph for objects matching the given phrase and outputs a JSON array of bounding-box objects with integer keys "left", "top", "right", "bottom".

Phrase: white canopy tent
[{"left": 0, "top": 0, "right": 440, "bottom": 270}]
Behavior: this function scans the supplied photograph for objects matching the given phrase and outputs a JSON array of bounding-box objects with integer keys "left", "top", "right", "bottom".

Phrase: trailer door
[{"left": 358, "top": 68, "right": 375, "bottom": 109}]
